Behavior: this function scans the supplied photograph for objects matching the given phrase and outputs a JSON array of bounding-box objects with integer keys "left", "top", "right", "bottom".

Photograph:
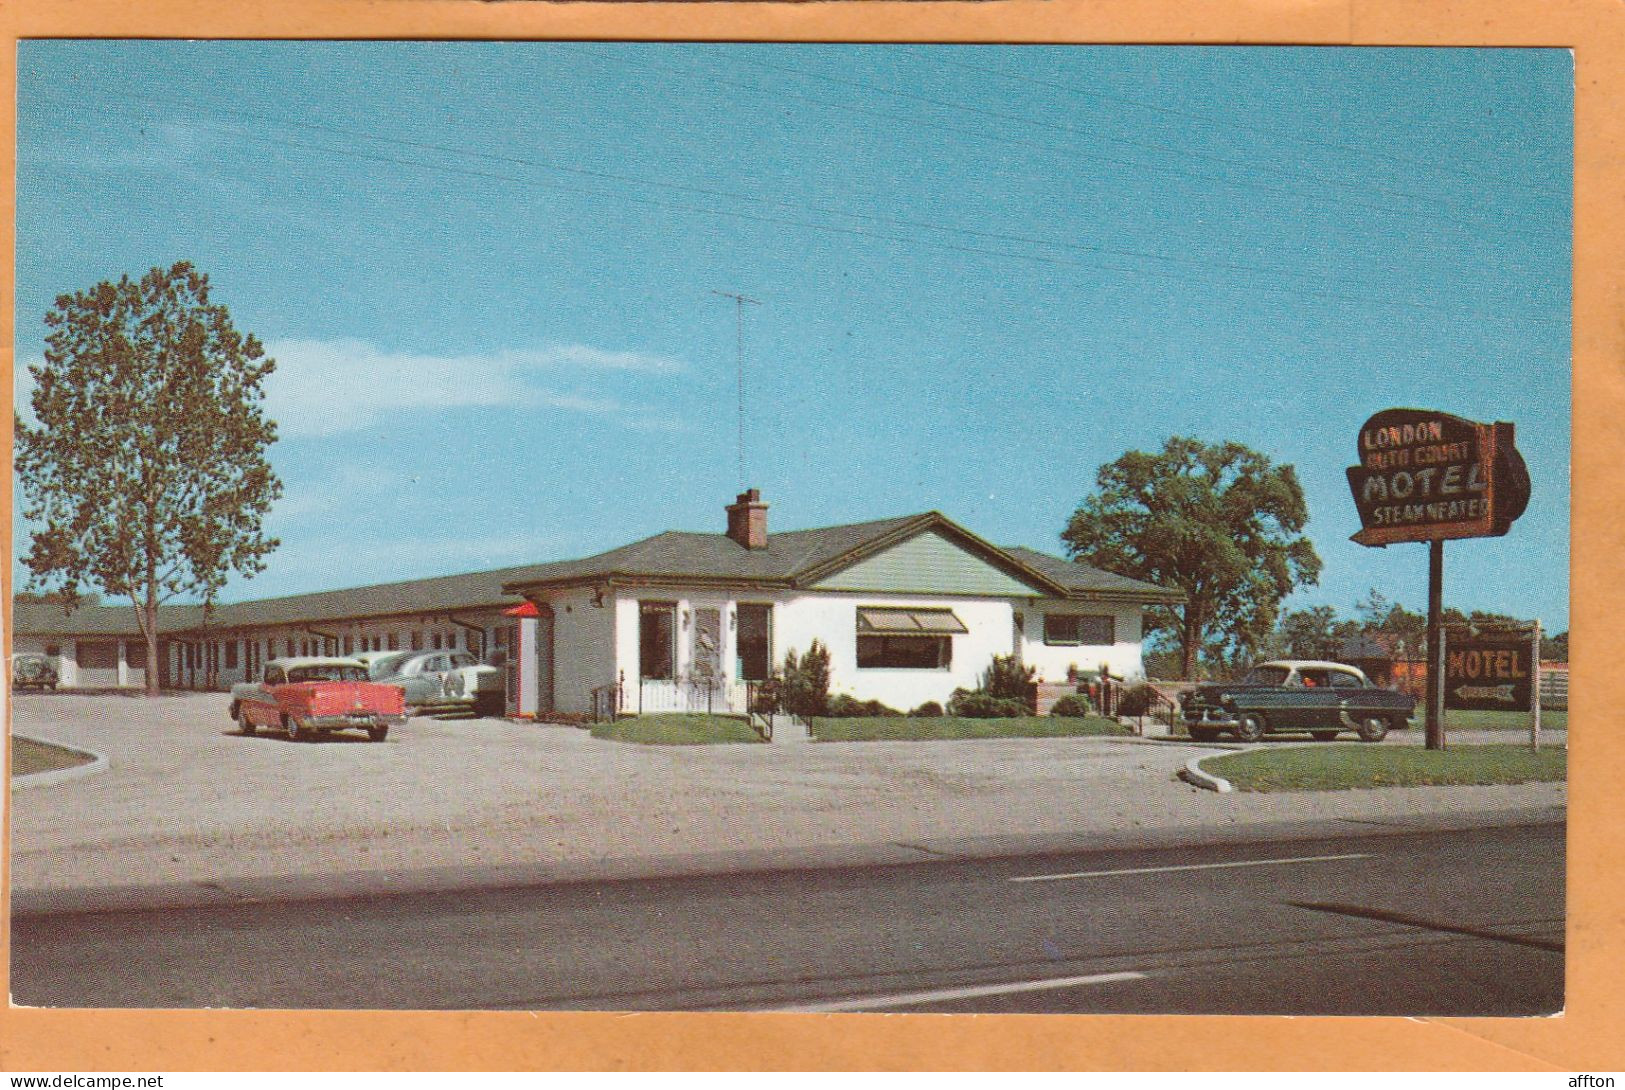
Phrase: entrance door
[{"left": 736, "top": 604, "right": 772, "bottom": 681}]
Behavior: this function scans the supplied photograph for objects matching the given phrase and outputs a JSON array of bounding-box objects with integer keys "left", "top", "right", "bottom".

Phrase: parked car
[
  {"left": 12, "top": 652, "right": 58, "bottom": 691},
  {"left": 351, "top": 650, "right": 411, "bottom": 678},
  {"left": 1180, "top": 659, "right": 1415, "bottom": 743},
  {"left": 229, "top": 657, "right": 407, "bottom": 742},
  {"left": 372, "top": 650, "right": 503, "bottom": 717}
]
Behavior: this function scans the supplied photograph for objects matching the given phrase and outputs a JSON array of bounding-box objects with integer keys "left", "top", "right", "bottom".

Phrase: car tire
[
  {"left": 238, "top": 707, "right": 257, "bottom": 736},
  {"left": 367, "top": 724, "right": 389, "bottom": 743},
  {"left": 1234, "top": 714, "right": 1267, "bottom": 743},
  {"left": 1311, "top": 731, "right": 1339, "bottom": 742},
  {"left": 1357, "top": 716, "right": 1391, "bottom": 743},
  {"left": 1187, "top": 726, "right": 1220, "bottom": 743}
]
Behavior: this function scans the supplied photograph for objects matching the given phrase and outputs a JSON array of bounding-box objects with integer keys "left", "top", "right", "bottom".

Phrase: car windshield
[
  {"left": 1241, "top": 665, "right": 1291, "bottom": 686},
  {"left": 368, "top": 653, "right": 414, "bottom": 679},
  {"left": 287, "top": 665, "right": 369, "bottom": 683}
]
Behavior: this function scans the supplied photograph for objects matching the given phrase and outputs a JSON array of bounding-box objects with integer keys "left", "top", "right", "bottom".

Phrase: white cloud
[{"left": 261, "top": 337, "right": 685, "bottom": 438}]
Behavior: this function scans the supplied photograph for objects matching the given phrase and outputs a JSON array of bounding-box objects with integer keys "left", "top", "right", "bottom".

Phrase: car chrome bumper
[
  {"left": 1182, "top": 708, "right": 1241, "bottom": 727},
  {"left": 301, "top": 713, "right": 408, "bottom": 728}
]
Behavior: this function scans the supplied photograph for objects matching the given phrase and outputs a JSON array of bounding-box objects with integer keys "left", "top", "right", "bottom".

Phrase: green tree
[
  {"left": 15, "top": 262, "right": 282, "bottom": 695},
  {"left": 1280, "top": 605, "right": 1341, "bottom": 659},
  {"left": 1062, "top": 436, "right": 1321, "bottom": 679}
]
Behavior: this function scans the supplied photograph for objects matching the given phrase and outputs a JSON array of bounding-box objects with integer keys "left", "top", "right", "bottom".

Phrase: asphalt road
[{"left": 11, "top": 819, "right": 1563, "bottom": 1015}]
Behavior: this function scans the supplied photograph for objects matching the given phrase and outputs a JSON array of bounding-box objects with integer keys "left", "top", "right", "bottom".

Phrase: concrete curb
[
  {"left": 1179, "top": 753, "right": 1235, "bottom": 793},
  {"left": 11, "top": 733, "right": 108, "bottom": 789}
]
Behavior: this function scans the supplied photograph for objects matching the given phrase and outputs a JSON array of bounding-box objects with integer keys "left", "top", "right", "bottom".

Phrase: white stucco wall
[
  {"left": 1016, "top": 604, "right": 1146, "bottom": 683},
  {"left": 550, "top": 587, "right": 616, "bottom": 714},
  {"left": 776, "top": 592, "right": 1017, "bottom": 711}
]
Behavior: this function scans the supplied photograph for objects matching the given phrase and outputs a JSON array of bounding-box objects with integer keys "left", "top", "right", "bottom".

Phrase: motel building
[{"left": 11, "top": 492, "right": 1182, "bottom": 718}]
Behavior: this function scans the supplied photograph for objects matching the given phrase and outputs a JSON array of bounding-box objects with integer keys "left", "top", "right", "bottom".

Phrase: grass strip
[
  {"left": 12, "top": 737, "right": 95, "bottom": 777},
  {"left": 810, "top": 715, "right": 1129, "bottom": 742},
  {"left": 1201, "top": 743, "right": 1566, "bottom": 792},
  {"left": 590, "top": 713, "right": 764, "bottom": 745},
  {"left": 1442, "top": 709, "right": 1567, "bottom": 731}
]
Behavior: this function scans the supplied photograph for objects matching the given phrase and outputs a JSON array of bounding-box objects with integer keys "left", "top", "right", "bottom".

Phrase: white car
[{"left": 372, "top": 650, "right": 503, "bottom": 717}]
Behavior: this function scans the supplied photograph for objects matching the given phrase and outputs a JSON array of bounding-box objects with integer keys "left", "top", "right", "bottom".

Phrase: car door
[
  {"left": 1326, "top": 667, "right": 1368, "bottom": 726},
  {"left": 245, "top": 666, "right": 283, "bottom": 727},
  {"left": 1297, "top": 667, "right": 1349, "bottom": 728}
]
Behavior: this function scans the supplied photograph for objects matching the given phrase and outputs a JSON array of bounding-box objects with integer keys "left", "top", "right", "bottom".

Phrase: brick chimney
[{"left": 726, "top": 488, "right": 769, "bottom": 550}]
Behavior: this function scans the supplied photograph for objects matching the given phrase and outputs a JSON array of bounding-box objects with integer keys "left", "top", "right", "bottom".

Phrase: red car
[{"left": 230, "top": 657, "right": 407, "bottom": 742}]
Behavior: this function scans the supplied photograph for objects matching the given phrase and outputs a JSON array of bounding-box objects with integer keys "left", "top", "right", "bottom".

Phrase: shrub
[
  {"left": 980, "top": 654, "right": 1038, "bottom": 701},
  {"left": 1048, "top": 693, "right": 1095, "bottom": 718},
  {"left": 827, "top": 693, "right": 904, "bottom": 718},
  {"left": 778, "top": 641, "right": 832, "bottom": 717},
  {"left": 947, "top": 688, "right": 1027, "bottom": 718},
  {"left": 1116, "top": 683, "right": 1156, "bottom": 717},
  {"left": 910, "top": 701, "right": 945, "bottom": 718}
]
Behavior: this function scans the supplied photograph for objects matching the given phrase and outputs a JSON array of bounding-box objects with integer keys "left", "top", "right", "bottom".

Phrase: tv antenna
[{"left": 711, "top": 290, "right": 762, "bottom": 490}]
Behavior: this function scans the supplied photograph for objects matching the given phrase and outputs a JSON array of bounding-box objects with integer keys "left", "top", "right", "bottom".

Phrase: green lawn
[
  {"left": 590, "top": 713, "right": 765, "bottom": 745},
  {"left": 1438, "top": 709, "right": 1567, "bottom": 731},
  {"left": 1201, "top": 743, "right": 1566, "bottom": 792},
  {"left": 12, "top": 737, "right": 93, "bottom": 777},
  {"left": 810, "top": 715, "right": 1130, "bottom": 742}
]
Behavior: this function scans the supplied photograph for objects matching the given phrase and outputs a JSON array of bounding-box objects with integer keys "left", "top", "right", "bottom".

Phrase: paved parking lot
[{"left": 11, "top": 692, "right": 1565, "bottom": 900}]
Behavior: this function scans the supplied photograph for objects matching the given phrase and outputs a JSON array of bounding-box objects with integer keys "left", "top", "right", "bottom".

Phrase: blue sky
[{"left": 13, "top": 42, "right": 1572, "bottom": 629}]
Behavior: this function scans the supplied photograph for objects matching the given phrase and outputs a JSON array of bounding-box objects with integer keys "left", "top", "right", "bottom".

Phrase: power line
[
  {"left": 32, "top": 88, "right": 1564, "bottom": 329},
  {"left": 716, "top": 51, "right": 1530, "bottom": 237},
  {"left": 930, "top": 51, "right": 1556, "bottom": 198}
]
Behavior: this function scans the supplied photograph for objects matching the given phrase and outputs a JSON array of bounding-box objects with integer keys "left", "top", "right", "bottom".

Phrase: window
[
  {"left": 265, "top": 665, "right": 285, "bottom": 685},
  {"left": 126, "top": 641, "right": 147, "bottom": 669},
  {"left": 224, "top": 640, "right": 239, "bottom": 670},
  {"left": 285, "top": 638, "right": 295, "bottom": 657},
  {"left": 45, "top": 643, "right": 60, "bottom": 658},
  {"left": 388, "top": 633, "right": 399, "bottom": 650},
  {"left": 857, "top": 635, "right": 952, "bottom": 669},
  {"left": 639, "top": 602, "right": 676, "bottom": 680},
  {"left": 854, "top": 607, "right": 962, "bottom": 670},
  {"left": 410, "top": 630, "right": 422, "bottom": 651},
  {"left": 1328, "top": 669, "right": 1365, "bottom": 689},
  {"left": 736, "top": 604, "right": 773, "bottom": 682},
  {"left": 1043, "top": 614, "right": 1115, "bottom": 646},
  {"left": 343, "top": 636, "right": 353, "bottom": 655}
]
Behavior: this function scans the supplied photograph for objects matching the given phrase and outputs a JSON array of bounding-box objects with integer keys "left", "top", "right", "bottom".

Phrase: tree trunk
[
  {"left": 143, "top": 593, "right": 161, "bottom": 697},
  {"left": 1180, "top": 607, "right": 1199, "bottom": 680}
]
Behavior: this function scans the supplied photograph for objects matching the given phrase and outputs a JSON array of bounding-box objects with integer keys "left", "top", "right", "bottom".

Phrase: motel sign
[{"left": 1346, "top": 408, "right": 1529, "bottom": 547}]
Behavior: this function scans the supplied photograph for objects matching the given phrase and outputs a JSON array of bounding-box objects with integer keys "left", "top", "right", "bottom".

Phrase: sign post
[
  {"left": 1346, "top": 409, "right": 1529, "bottom": 751},
  {"left": 1532, "top": 620, "right": 1542, "bottom": 752}
]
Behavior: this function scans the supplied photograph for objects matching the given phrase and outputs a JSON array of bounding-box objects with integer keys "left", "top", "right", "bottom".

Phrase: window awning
[{"left": 856, "top": 607, "right": 969, "bottom": 635}]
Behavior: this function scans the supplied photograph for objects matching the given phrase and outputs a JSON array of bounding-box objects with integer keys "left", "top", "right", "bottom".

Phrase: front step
[{"left": 768, "top": 713, "right": 812, "bottom": 744}]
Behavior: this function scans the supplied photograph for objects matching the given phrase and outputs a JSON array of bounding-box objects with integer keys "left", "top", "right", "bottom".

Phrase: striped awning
[{"left": 856, "top": 607, "right": 969, "bottom": 635}]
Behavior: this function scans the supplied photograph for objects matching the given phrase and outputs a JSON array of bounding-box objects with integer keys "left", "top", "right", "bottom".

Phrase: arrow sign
[{"left": 1444, "top": 635, "right": 1534, "bottom": 712}]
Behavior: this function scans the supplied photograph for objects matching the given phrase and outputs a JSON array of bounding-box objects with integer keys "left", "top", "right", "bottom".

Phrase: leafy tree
[
  {"left": 15, "top": 262, "right": 282, "bottom": 695},
  {"left": 1542, "top": 631, "right": 1567, "bottom": 662},
  {"left": 1280, "top": 605, "right": 1341, "bottom": 659},
  {"left": 1063, "top": 436, "right": 1321, "bottom": 679}
]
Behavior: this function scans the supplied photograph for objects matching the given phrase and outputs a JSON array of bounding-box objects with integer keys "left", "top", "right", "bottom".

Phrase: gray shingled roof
[
  {"left": 1000, "top": 547, "right": 1186, "bottom": 602},
  {"left": 13, "top": 512, "right": 1179, "bottom": 636},
  {"left": 499, "top": 514, "right": 929, "bottom": 590},
  {"left": 13, "top": 601, "right": 204, "bottom": 636}
]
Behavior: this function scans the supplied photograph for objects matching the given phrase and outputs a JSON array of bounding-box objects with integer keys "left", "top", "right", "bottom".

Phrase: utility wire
[
  {"left": 715, "top": 50, "right": 1530, "bottom": 236},
  {"left": 930, "top": 51, "right": 1557, "bottom": 197},
  {"left": 34, "top": 90, "right": 1564, "bottom": 329}
]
